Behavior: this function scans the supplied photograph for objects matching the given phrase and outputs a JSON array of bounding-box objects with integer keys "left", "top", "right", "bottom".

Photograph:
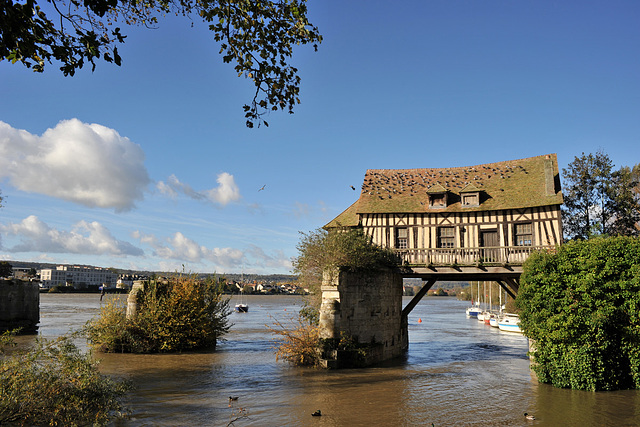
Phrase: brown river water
[{"left": 25, "top": 293, "right": 640, "bottom": 426}]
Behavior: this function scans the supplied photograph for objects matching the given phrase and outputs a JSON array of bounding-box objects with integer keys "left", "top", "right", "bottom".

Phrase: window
[
  {"left": 429, "top": 193, "right": 447, "bottom": 208},
  {"left": 396, "top": 227, "right": 408, "bottom": 249},
  {"left": 515, "top": 223, "right": 532, "bottom": 246},
  {"left": 437, "top": 227, "right": 455, "bottom": 248},
  {"left": 462, "top": 193, "right": 479, "bottom": 207}
]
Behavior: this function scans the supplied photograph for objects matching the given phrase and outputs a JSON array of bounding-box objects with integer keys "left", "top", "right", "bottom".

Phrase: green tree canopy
[
  {"left": 517, "top": 236, "right": 640, "bottom": 391},
  {"left": 562, "top": 151, "right": 640, "bottom": 239},
  {"left": 608, "top": 164, "right": 640, "bottom": 237},
  {"left": 561, "top": 150, "right": 613, "bottom": 239},
  {"left": 1, "top": 0, "right": 322, "bottom": 127},
  {"left": 0, "top": 261, "right": 12, "bottom": 278}
]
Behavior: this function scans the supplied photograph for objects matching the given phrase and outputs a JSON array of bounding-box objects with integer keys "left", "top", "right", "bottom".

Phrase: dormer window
[
  {"left": 427, "top": 184, "right": 448, "bottom": 209},
  {"left": 462, "top": 193, "right": 479, "bottom": 207},
  {"left": 429, "top": 193, "right": 447, "bottom": 208},
  {"left": 460, "top": 183, "right": 482, "bottom": 208}
]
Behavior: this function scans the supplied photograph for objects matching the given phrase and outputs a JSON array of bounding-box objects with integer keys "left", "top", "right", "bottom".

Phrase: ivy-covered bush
[
  {"left": 517, "top": 236, "right": 640, "bottom": 391},
  {"left": 86, "top": 276, "right": 230, "bottom": 353}
]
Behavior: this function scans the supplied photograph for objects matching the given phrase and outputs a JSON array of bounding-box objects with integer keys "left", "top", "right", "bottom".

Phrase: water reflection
[{"left": 28, "top": 294, "right": 640, "bottom": 426}]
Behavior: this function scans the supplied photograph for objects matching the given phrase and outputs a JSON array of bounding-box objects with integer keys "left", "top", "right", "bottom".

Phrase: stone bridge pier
[
  {"left": 317, "top": 265, "right": 522, "bottom": 368},
  {"left": 0, "top": 279, "right": 40, "bottom": 334},
  {"left": 318, "top": 268, "right": 407, "bottom": 368}
]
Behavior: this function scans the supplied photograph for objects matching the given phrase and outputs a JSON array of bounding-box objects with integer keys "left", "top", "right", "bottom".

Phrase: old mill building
[{"left": 325, "top": 153, "right": 563, "bottom": 291}]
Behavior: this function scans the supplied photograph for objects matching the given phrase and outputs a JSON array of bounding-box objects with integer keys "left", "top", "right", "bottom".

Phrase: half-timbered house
[{"left": 326, "top": 154, "right": 563, "bottom": 275}]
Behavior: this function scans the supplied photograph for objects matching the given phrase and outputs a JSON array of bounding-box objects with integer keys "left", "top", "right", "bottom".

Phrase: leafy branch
[{"left": 1, "top": 0, "right": 322, "bottom": 127}]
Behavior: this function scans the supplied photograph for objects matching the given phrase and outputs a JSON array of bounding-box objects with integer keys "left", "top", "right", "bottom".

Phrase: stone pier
[
  {"left": 126, "top": 281, "right": 146, "bottom": 319},
  {"left": 318, "top": 268, "right": 407, "bottom": 368},
  {"left": 0, "top": 279, "right": 40, "bottom": 334}
]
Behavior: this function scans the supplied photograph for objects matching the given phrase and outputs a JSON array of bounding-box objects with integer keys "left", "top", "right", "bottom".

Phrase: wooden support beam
[
  {"left": 402, "top": 278, "right": 436, "bottom": 318},
  {"left": 496, "top": 279, "right": 517, "bottom": 299},
  {"left": 505, "top": 277, "right": 520, "bottom": 295}
]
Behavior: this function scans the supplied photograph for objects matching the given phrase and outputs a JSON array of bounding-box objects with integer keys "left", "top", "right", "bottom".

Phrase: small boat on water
[
  {"left": 498, "top": 313, "right": 521, "bottom": 333},
  {"left": 235, "top": 290, "right": 249, "bottom": 313},
  {"left": 484, "top": 312, "right": 496, "bottom": 325},
  {"left": 466, "top": 304, "right": 482, "bottom": 318},
  {"left": 489, "top": 314, "right": 499, "bottom": 328}
]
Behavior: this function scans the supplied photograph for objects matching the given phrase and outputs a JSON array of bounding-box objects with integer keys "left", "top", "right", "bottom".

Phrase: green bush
[
  {"left": 0, "top": 332, "right": 131, "bottom": 426},
  {"left": 517, "top": 236, "right": 640, "bottom": 391},
  {"left": 85, "top": 276, "right": 231, "bottom": 353},
  {"left": 292, "top": 227, "right": 399, "bottom": 309}
]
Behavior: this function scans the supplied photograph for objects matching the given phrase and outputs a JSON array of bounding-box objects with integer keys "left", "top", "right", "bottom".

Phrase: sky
[{"left": 1, "top": 0, "right": 639, "bottom": 275}]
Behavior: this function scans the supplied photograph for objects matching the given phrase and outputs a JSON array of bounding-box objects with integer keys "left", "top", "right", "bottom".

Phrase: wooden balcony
[{"left": 394, "top": 245, "right": 553, "bottom": 267}]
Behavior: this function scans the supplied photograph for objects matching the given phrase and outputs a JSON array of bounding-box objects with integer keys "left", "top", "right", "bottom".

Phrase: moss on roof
[
  {"left": 328, "top": 154, "right": 563, "bottom": 226},
  {"left": 460, "top": 182, "right": 481, "bottom": 193},
  {"left": 324, "top": 201, "right": 361, "bottom": 228}
]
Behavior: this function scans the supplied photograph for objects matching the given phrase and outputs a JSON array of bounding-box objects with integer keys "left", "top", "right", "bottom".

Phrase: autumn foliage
[{"left": 86, "top": 276, "right": 230, "bottom": 353}]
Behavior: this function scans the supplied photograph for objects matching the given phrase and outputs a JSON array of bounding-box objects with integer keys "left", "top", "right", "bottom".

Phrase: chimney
[{"left": 544, "top": 155, "right": 555, "bottom": 196}]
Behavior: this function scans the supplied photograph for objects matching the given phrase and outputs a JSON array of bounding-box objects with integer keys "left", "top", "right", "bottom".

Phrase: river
[{"left": 29, "top": 293, "right": 640, "bottom": 426}]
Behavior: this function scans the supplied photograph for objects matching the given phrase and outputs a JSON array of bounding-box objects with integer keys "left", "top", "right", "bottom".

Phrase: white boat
[
  {"left": 484, "top": 312, "right": 496, "bottom": 325},
  {"left": 466, "top": 305, "right": 482, "bottom": 318},
  {"left": 489, "top": 314, "right": 499, "bottom": 328},
  {"left": 498, "top": 313, "right": 521, "bottom": 333},
  {"left": 235, "top": 303, "right": 248, "bottom": 313},
  {"left": 235, "top": 289, "right": 249, "bottom": 313},
  {"left": 466, "top": 281, "right": 483, "bottom": 318}
]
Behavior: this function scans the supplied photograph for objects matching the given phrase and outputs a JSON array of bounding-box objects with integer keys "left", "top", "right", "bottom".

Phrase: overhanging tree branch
[{"left": 0, "top": 0, "right": 322, "bottom": 127}]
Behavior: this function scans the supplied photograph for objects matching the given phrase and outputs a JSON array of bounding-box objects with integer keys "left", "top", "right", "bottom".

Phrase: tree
[
  {"left": 562, "top": 151, "right": 614, "bottom": 239},
  {"left": 608, "top": 164, "right": 640, "bottom": 237},
  {"left": 517, "top": 236, "right": 640, "bottom": 391},
  {"left": 1, "top": 0, "right": 322, "bottom": 127},
  {"left": 0, "top": 261, "right": 12, "bottom": 278},
  {"left": 562, "top": 152, "right": 640, "bottom": 239}
]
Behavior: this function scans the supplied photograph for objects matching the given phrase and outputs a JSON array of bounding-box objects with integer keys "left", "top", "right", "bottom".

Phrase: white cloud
[
  {"left": 203, "top": 172, "right": 241, "bottom": 205},
  {"left": 246, "top": 245, "right": 292, "bottom": 270},
  {"left": 0, "top": 119, "right": 150, "bottom": 211},
  {"left": 0, "top": 215, "right": 144, "bottom": 256},
  {"left": 134, "top": 231, "right": 245, "bottom": 269},
  {"left": 156, "top": 172, "right": 241, "bottom": 206}
]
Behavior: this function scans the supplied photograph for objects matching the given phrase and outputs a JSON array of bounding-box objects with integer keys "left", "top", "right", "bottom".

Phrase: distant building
[
  {"left": 11, "top": 267, "right": 33, "bottom": 280},
  {"left": 39, "top": 265, "right": 117, "bottom": 289},
  {"left": 117, "top": 274, "right": 148, "bottom": 290}
]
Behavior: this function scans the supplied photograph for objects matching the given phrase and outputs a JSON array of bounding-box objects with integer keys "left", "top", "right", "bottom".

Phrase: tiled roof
[{"left": 326, "top": 154, "right": 563, "bottom": 227}]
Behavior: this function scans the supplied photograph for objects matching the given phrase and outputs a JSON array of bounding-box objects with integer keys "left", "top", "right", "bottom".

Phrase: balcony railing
[{"left": 394, "top": 245, "right": 554, "bottom": 266}]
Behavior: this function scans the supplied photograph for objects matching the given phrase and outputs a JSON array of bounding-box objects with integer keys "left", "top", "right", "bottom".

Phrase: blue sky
[{"left": 1, "top": 0, "right": 638, "bottom": 274}]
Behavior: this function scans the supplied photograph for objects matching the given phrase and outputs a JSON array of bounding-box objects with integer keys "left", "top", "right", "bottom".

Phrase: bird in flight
[
  {"left": 350, "top": 185, "right": 356, "bottom": 190},
  {"left": 258, "top": 185, "right": 266, "bottom": 192}
]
